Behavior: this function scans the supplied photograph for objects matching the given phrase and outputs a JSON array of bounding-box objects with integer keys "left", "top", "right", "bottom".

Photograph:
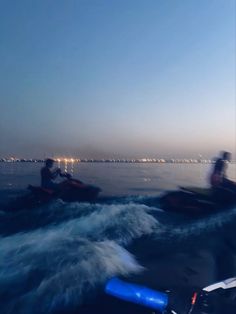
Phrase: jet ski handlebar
[{"left": 105, "top": 277, "right": 236, "bottom": 314}]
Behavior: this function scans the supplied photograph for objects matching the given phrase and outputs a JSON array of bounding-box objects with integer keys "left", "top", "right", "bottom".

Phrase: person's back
[
  {"left": 41, "top": 166, "right": 53, "bottom": 188},
  {"left": 210, "top": 151, "right": 236, "bottom": 193},
  {"left": 210, "top": 154, "right": 227, "bottom": 187},
  {"left": 41, "top": 159, "right": 59, "bottom": 190}
]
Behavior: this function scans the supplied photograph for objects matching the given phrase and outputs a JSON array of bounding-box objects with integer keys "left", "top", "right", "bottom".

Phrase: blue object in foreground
[{"left": 105, "top": 277, "right": 168, "bottom": 312}]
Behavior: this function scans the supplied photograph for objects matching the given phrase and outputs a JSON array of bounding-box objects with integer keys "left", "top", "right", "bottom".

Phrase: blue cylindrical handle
[{"left": 105, "top": 277, "right": 168, "bottom": 312}]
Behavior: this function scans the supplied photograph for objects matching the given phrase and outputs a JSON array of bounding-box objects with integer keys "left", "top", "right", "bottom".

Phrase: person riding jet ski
[
  {"left": 210, "top": 151, "right": 236, "bottom": 193},
  {"left": 41, "top": 158, "right": 83, "bottom": 192}
]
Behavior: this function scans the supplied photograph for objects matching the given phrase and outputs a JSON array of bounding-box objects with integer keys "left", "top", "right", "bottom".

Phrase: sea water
[{"left": 0, "top": 162, "right": 236, "bottom": 314}]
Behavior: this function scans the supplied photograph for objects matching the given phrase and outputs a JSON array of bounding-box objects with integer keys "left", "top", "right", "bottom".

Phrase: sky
[{"left": 0, "top": 0, "right": 235, "bottom": 159}]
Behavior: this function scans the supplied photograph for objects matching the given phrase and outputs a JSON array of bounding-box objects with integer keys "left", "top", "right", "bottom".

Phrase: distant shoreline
[{"left": 1, "top": 158, "right": 236, "bottom": 164}]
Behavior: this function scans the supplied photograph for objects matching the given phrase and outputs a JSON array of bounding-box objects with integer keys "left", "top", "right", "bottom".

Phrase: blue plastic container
[{"left": 105, "top": 277, "right": 168, "bottom": 312}]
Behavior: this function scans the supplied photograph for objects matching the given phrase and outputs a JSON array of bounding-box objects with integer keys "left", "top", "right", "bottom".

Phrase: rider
[
  {"left": 210, "top": 151, "right": 236, "bottom": 193},
  {"left": 41, "top": 158, "right": 70, "bottom": 191}
]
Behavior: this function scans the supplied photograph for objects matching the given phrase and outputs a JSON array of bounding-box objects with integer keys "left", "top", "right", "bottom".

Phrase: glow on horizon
[{"left": 0, "top": 0, "right": 235, "bottom": 159}]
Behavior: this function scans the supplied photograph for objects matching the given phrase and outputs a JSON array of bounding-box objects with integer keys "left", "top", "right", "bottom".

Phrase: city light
[{"left": 1, "top": 157, "right": 235, "bottom": 164}]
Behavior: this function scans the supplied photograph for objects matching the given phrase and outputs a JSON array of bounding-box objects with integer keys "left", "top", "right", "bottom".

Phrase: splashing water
[
  {"left": 0, "top": 201, "right": 160, "bottom": 314},
  {"left": 0, "top": 235, "right": 143, "bottom": 314}
]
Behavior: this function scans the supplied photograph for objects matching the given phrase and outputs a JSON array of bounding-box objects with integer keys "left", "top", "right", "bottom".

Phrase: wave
[
  {"left": 0, "top": 200, "right": 159, "bottom": 240},
  {"left": 1, "top": 193, "right": 236, "bottom": 313},
  {"left": 152, "top": 205, "right": 236, "bottom": 245},
  {"left": 0, "top": 201, "right": 160, "bottom": 313},
  {"left": 0, "top": 235, "right": 143, "bottom": 314},
  {"left": 60, "top": 203, "right": 158, "bottom": 244}
]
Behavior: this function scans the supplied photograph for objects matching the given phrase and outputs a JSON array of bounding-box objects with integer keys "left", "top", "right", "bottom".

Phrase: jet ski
[
  {"left": 5, "top": 178, "right": 101, "bottom": 211},
  {"left": 105, "top": 276, "right": 236, "bottom": 314},
  {"left": 159, "top": 186, "right": 236, "bottom": 216}
]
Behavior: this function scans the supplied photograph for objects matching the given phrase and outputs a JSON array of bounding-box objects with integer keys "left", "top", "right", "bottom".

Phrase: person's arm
[
  {"left": 51, "top": 168, "right": 61, "bottom": 180},
  {"left": 222, "top": 161, "right": 228, "bottom": 179},
  {"left": 60, "top": 172, "right": 72, "bottom": 179}
]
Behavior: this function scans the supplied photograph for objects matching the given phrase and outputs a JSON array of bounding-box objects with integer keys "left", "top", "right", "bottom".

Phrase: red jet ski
[
  {"left": 159, "top": 186, "right": 236, "bottom": 216},
  {"left": 5, "top": 178, "right": 101, "bottom": 211}
]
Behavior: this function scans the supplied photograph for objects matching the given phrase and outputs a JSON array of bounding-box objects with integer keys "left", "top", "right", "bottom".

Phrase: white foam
[
  {"left": 61, "top": 203, "right": 158, "bottom": 244},
  {"left": 153, "top": 205, "right": 236, "bottom": 240},
  {"left": 0, "top": 201, "right": 159, "bottom": 313},
  {"left": 0, "top": 235, "right": 143, "bottom": 314}
]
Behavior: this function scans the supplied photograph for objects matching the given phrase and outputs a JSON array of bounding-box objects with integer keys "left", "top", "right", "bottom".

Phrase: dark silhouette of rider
[
  {"left": 210, "top": 151, "right": 236, "bottom": 193},
  {"left": 41, "top": 158, "right": 70, "bottom": 190}
]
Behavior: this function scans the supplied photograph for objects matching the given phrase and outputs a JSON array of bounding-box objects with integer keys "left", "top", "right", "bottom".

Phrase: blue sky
[{"left": 0, "top": 0, "right": 235, "bottom": 158}]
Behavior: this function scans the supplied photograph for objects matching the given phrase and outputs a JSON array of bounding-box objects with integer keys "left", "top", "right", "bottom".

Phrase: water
[
  {"left": 0, "top": 162, "right": 236, "bottom": 314},
  {"left": 3, "top": 161, "right": 236, "bottom": 195}
]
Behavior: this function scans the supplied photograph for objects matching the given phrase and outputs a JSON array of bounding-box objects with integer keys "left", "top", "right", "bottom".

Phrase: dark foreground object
[
  {"left": 104, "top": 277, "right": 236, "bottom": 314},
  {"left": 4, "top": 179, "right": 101, "bottom": 211},
  {"left": 159, "top": 186, "right": 236, "bottom": 216}
]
